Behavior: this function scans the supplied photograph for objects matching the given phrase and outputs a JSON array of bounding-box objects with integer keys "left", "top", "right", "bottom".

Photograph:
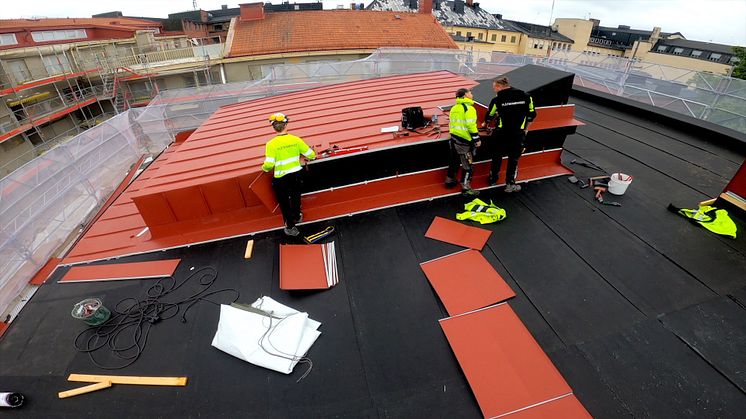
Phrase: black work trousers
[
  {"left": 272, "top": 171, "right": 302, "bottom": 228},
  {"left": 446, "top": 137, "right": 476, "bottom": 188},
  {"left": 490, "top": 130, "right": 525, "bottom": 184}
]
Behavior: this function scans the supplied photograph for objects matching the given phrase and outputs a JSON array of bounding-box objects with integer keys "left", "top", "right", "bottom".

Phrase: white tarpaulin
[{"left": 211, "top": 296, "right": 321, "bottom": 374}]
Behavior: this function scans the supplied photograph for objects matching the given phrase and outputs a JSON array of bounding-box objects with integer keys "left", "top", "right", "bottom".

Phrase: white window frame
[
  {"left": 673, "top": 47, "right": 684, "bottom": 55},
  {"left": 31, "top": 29, "right": 87, "bottom": 42},
  {"left": 656, "top": 45, "right": 667, "bottom": 52},
  {"left": 0, "top": 33, "right": 18, "bottom": 46},
  {"left": 691, "top": 50, "right": 702, "bottom": 57},
  {"left": 709, "top": 53, "right": 722, "bottom": 61}
]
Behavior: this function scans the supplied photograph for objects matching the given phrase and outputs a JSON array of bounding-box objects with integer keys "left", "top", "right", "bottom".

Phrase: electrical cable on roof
[
  {"left": 73, "top": 266, "right": 239, "bottom": 370},
  {"left": 253, "top": 300, "right": 314, "bottom": 382}
]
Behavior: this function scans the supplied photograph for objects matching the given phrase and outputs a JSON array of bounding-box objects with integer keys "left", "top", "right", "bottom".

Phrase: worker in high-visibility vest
[
  {"left": 262, "top": 113, "right": 316, "bottom": 236},
  {"left": 483, "top": 76, "right": 536, "bottom": 193},
  {"left": 446, "top": 88, "right": 481, "bottom": 196}
]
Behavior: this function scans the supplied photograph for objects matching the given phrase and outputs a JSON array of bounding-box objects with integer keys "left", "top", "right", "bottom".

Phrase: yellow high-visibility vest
[
  {"left": 262, "top": 133, "right": 316, "bottom": 178},
  {"left": 457, "top": 198, "right": 507, "bottom": 224},
  {"left": 668, "top": 204, "right": 737, "bottom": 238}
]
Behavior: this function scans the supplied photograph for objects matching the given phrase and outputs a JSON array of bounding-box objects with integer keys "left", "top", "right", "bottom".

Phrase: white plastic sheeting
[{"left": 212, "top": 297, "right": 321, "bottom": 374}]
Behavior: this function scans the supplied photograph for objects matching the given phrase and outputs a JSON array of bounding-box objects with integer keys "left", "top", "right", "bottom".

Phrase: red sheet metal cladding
[
  {"left": 62, "top": 70, "right": 577, "bottom": 265},
  {"left": 60, "top": 259, "right": 181, "bottom": 283},
  {"left": 439, "top": 304, "right": 573, "bottom": 419},
  {"left": 420, "top": 250, "right": 515, "bottom": 316},
  {"left": 28, "top": 258, "right": 61, "bottom": 285},
  {"left": 502, "top": 394, "right": 591, "bottom": 419},
  {"left": 425, "top": 216, "right": 492, "bottom": 250},
  {"left": 279, "top": 244, "right": 329, "bottom": 290}
]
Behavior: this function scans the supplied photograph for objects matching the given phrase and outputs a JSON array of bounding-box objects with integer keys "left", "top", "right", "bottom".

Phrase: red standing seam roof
[{"left": 62, "top": 71, "right": 574, "bottom": 265}]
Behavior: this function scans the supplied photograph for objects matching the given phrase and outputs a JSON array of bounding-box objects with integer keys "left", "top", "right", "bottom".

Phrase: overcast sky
[{"left": 1, "top": 0, "right": 744, "bottom": 46}]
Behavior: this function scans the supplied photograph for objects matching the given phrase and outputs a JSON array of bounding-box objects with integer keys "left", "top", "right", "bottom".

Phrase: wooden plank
[
  {"left": 67, "top": 374, "right": 188, "bottom": 386},
  {"left": 244, "top": 240, "right": 254, "bottom": 259},
  {"left": 58, "top": 381, "right": 111, "bottom": 399},
  {"left": 720, "top": 192, "right": 746, "bottom": 211}
]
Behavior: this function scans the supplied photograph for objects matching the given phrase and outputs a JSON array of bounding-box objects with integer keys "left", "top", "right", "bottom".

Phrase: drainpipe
[{"left": 220, "top": 63, "right": 227, "bottom": 84}]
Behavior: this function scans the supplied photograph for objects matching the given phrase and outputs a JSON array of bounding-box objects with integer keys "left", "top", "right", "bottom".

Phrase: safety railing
[{"left": 2, "top": 46, "right": 745, "bottom": 318}]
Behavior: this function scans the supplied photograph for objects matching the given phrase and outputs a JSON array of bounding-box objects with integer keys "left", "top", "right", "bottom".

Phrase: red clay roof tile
[{"left": 228, "top": 10, "right": 458, "bottom": 58}]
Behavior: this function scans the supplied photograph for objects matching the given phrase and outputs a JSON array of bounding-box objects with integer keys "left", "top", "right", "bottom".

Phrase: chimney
[
  {"left": 419, "top": 0, "right": 433, "bottom": 14},
  {"left": 650, "top": 26, "right": 662, "bottom": 43},
  {"left": 408, "top": 0, "right": 417, "bottom": 9},
  {"left": 493, "top": 13, "right": 502, "bottom": 20},
  {"left": 434, "top": 0, "right": 441, "bottom": 10},
  {"left": 466, "top": 0, "right": 473, "bottom": 6},
  {"left": 222, "top": 4, "right": 228, "bottom": 10},
  {"left": 239, "top": 2, "right": 264, "bottom": 21},
  {"left": 454, "top": 0, "right": 464, "bottom": 14},
  {"left": 590, "top": 18, "right": 600, "bottom": 27}
]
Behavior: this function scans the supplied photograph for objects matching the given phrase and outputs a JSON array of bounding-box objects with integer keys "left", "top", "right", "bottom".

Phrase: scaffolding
[{"left": 1, "top": 47, "right": 745, "bottom": 318}]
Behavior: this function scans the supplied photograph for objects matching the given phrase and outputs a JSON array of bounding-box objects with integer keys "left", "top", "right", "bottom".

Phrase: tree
[{"left": 732, "top": 46, "right": 746, "bottom": 80}]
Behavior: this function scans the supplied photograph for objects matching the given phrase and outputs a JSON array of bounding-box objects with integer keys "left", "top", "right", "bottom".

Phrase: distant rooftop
[
  {"left": 504, "top": 20, "right": 574, "bottom": 43},
  {"left": 368, "top": 0, "right": 519, "bottom": 31},
  {"left": 227, "top": 9, "right": 458, "bottom": 58},
  {"left": 655, "top": 38, "right": 738, "bottom": 55}
]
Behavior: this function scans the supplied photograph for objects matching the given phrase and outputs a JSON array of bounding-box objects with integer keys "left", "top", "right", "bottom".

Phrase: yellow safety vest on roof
[
  {"left": 668, "top": 204, "right": 737, "bottom": 239},
  {"left": 457, "top": 198, "right": 507, "bottom": 224},
  {"left": 262, "top": 133, "right": 316, "bottom": 178}
]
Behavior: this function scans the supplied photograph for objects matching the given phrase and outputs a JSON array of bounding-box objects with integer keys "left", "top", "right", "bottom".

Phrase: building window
[
  {"left": 501, "top": 35, "right": 507, "bottom": 42},
  {"left": 730, "top": 56, "right": 740, "bottom": 64},
  {"left": 478, "top": 33, "right": 483, "bottom": 40},
  {"left": 656, "top": 45, "right": 667, "bottom": 52},
  {"left": 456, "top": 31, "right": 462, "bottom": 36},
  {"left": 0, "top": 33, "right": 18, "bottom": 46},
  {"left": 533, "top": 42, "right": 539, "bottom": 49},
  {"left": 672, "top": 47, "right": 684, "bottom": 55},
  {"left": 709, "top": 53, "right": 722, "bottom": 61},
  {"left": 6, "top": 60, "right": 31, "bottom": 82},
  {"left": 466, "top": 32, "right": 472, "bottom": 38},
  {"left": 539, "top": 41, "right": 544, "bottom": 49},
  {"left": 42, "top": 54, "right": 71, "bottom": 75},
  {"left": 691, "top": 50, "right": 702, "bottom": 57},
  {"left": 491, "top": 34, "right": 497, "bottom": 42},
  {"left": 31, "top": 29, "right": 87, "bottom": 42}
]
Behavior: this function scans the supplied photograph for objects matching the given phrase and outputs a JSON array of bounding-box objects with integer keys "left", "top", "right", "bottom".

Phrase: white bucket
[{"left": 608, "top": 173, "right": 633, "bottom": 195}]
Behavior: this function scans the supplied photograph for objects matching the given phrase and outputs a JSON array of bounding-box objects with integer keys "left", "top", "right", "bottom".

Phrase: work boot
[
  {"left": 444, "top": 177, "right": 458, "bottom": 188},
  {"left": 461, "top": 187, "right": 480, "bottom": 197},
  {"left": 504, "top": 183, "right": 522, "bottom": 193},
  {"left": 284, "top": 226, "right": 300, "bottom": 236}
]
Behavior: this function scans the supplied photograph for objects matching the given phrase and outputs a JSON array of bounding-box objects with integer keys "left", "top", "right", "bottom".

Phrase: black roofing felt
[{"left": 0, "top": 93, "right": 745, "bottom": 417}]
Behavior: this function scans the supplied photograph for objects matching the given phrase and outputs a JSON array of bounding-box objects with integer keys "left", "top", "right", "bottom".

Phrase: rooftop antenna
[
  {"left": 548, "top": 0, "right": 555, "bottom": 26},
  {"left": 193, "top": 0, "right": 198, "bottom": 10}
]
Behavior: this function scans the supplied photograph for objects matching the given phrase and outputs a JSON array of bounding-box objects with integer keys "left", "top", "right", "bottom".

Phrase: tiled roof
[
  {"left": 227, "top": 10, "right": 458, "bottom": 58},
  {"left": 369, "top": 0, "right": 520, "bottom": 31},
  {"left": 0, "top": 17, "right": 162, "bottom": 32}
]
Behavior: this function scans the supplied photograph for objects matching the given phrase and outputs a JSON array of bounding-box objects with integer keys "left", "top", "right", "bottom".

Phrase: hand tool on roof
[
  {"left": 570, "top": 159, "right": 606, "bottom": 173},
  {"left": 568, "top": 175, "right": 589, "bottom": 189},
  {"left": 318, "top": 145, "right": 369, "bottom": 158},
  {"left": 304, "top": 226, "right": 335, "bottom": 244}
]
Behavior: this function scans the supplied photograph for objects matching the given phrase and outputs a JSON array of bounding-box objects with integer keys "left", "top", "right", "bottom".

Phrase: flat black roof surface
[{"left": 1, "top": 94, "right": 745, "bottom": 418}]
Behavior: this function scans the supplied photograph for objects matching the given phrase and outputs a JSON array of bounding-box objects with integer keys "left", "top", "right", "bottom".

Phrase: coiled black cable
[{"left": 74, "top": 266, "right": 239, "bottom": 370}]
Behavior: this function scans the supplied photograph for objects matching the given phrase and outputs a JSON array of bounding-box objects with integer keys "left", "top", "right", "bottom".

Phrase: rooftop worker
[
  {"left": 483, "top": 76, "right": 536, "bottom": 193},
  {"left": 445, "top": 87, "right": 481, "bottom": 196},
  {"left": 262, "top": 113, "right": 316, "bottom": 236}
]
